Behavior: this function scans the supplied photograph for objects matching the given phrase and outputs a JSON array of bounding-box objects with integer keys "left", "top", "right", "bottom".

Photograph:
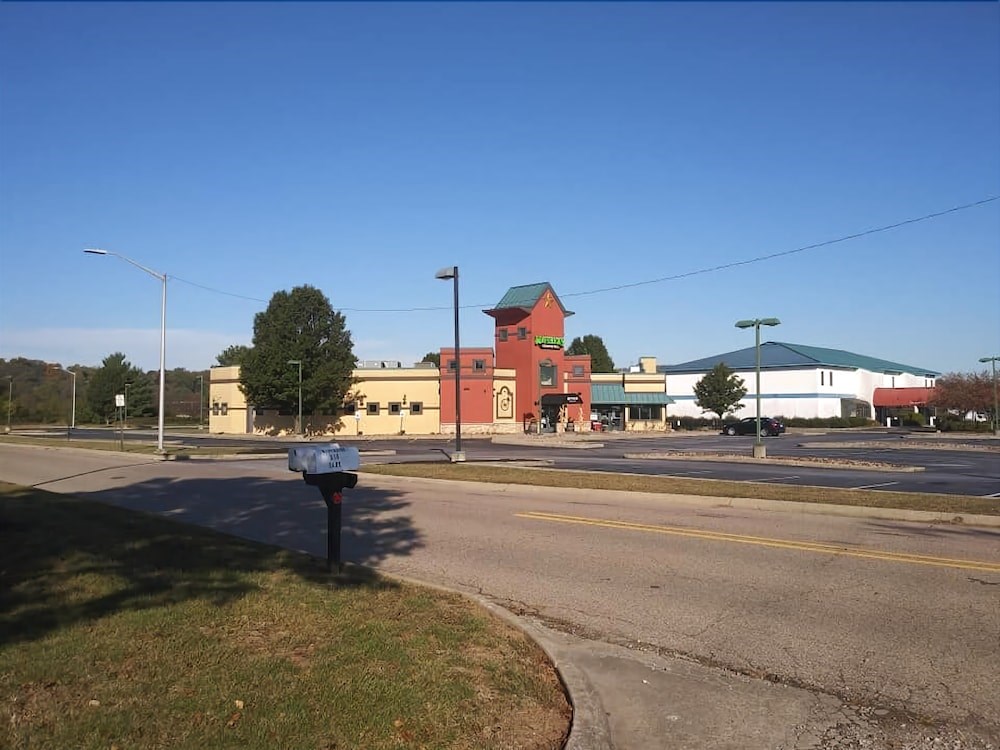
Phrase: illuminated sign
[{"left": 534, "top": 335, "right": 564, "bottom": 350}]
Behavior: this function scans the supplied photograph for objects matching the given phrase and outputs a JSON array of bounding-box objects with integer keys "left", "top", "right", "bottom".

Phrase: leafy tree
[
  {"left": 216, "top": 345, "right": 251, "bottom": 367},
  {"left": 931, "top": 371, "right": 994, "bottom": 420},
  {"left": 239, "top": 285, "right": 357, "bottom": 415},
  {"left": 566, "top": 334, "right": 614, "bottom": 372},
  {"left": 420, "top": 352, "right": 441, "bottom": 367},
  {"left": 86, "top": 353, "right": 150, "bottom": 423},
  {"left": 693, "top": 362, "right": 747, "bottom": 421}
]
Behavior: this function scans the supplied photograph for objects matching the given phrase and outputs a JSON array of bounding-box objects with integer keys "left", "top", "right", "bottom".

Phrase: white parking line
[
  {"left": 851, "top": 481, "right": 899, "bottom": 490},
  {"left": 667, "top": 470, "right": 714, "bottom": 476},
  {"left": 981, "top": 491, "right": 1000, "bottom": 498},
  {"left": 749, "top": 475, "right": 800, "bottom": 483},
  {"left": 927, "top": 463, "right": 972, "bottom": 468}
]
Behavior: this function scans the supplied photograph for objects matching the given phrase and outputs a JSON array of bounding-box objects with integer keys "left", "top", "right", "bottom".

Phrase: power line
[{"left": 171, "top": 195, "right": 998, "bottom": 313}]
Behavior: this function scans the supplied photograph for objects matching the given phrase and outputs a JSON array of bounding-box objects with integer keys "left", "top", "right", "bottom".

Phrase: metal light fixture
[
  {"left": 980, "top": 356, "right": 999, "bottom": 437},
  {"left": 85, "top": 248, "right": 167, "bottom": 453},
  {"left": 288, "top": 360, "right": 303, "bottom": 436},
  {"left": 195, "top": 375, "right": 204, "bottom": 430},
  {"left": 735, "top": 317, "right": 781, "bottom": 458},
  {"left": 59, "top": 367, "right": 77, "bottom": 434},
  {"left": 435, "top": 266, "right": 464, "bottom": 461}
]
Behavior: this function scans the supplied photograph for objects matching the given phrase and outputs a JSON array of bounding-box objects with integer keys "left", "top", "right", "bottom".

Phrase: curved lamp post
[
  {"left": 85, "top": 249, "right": 167, "bottom": 453},
  {"left": 195, "top": 375, "right": 204, "bottom": 430},
  {"left": 59, "top": 367, "right": 76, "bottom": 434},
  {"left": 435, "top": 266, "right": 464, "bottom": 462},
  {"left": 735, "top": 317, "right": 781, "bottom": 458},
  {"left": 980, "top": 356, "right": 999, "bottom": 437},
  {"left": 287, "top": 360, "right": 303, "bottom": 436}
]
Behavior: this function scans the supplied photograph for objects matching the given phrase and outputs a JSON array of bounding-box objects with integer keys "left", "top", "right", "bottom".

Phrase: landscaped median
[
  {"left": 0, "top": 483, "right": 570, "bottom": 750},
  {"left": 360, "top": 463, "right": 1000, "bottom": 518}
]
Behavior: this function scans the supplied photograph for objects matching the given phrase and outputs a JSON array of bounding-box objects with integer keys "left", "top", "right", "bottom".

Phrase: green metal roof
[
  {"left": 659, "top": 341, "right": 939, "bottom": 377},
  {"left": 488, "top": 282, "right": 573, "bottom": 316},
  {"left": 591, "top": 384, "right": 674, "bottom": 405}
]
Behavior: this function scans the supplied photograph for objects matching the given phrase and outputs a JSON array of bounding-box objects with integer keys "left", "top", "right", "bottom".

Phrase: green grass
[
  {"left": 0, "top": 484, "right": 569, "bottom": 750},
  {"left": 360, "top": 462, "right": 1000, "bottom": 517}
]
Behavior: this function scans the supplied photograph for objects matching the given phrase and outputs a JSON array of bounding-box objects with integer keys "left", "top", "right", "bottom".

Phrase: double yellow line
[{"left": 515, "top": 511, "right": 1000, "bottom": 573}]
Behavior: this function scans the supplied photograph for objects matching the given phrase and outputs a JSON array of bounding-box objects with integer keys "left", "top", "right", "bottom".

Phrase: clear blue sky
[{"left": 1, "top": 2, "right": 997, "bottom": 375}]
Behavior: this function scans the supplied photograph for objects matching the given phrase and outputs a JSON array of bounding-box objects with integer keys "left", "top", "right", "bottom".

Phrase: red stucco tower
[{"left": 484, "top": 282, "right": 591, "bottom": 429}]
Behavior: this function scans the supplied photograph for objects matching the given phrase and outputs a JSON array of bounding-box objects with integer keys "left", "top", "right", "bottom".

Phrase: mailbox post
[{"left": 289, "top": 444, "right": 360, "bottom": 573}]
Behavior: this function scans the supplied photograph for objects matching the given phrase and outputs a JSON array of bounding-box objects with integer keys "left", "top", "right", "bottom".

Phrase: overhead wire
[{"left": 170, "top": 195, "right": 999, "bottom": 313}]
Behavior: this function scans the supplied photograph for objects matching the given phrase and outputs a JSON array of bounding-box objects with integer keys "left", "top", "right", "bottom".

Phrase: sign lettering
[{"left": 534, "top": 335, "right": 564, "bottom": 350}]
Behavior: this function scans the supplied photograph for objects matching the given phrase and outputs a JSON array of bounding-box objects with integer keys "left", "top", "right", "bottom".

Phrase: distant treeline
[{"left": 0, "top": 356, "right": 210, "bottom": 426}]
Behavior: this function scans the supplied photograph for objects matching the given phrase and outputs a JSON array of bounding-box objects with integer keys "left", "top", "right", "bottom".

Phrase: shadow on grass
[{"left": 0, "top": 475, "right": 423, "bottom": 647}]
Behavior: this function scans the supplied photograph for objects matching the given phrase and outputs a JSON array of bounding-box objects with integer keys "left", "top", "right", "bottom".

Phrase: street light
[
  {"left": 59, "top": 367, "right": 77, "bottom": 433},
  {"left": 435, "top": 265, "right": 464, "bottom": 462},
  {"left": 123, "top": 382, "right": 131, "bottom": 428},
  {"left": 735, "top": 317, "right": 781, "bottom": 458},
  {"left": 5, "top": 376, "right": 11, "bottom": 433},
  {"left": 980, "top": 356, "right": 999, "bottom": 437},
  {"left": 85, "top": 248, "right": 167, "bottom": 453},
  {"left": 287, "top": 360, "right": 303, "bottom": 436},
  {"left": 195, "top": 375, "right": 204, "bottom": 430}
]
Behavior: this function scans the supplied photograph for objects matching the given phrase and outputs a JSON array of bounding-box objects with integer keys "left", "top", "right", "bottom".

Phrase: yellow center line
[{"left": 515, "top": 511, "right": 1000, "bottom": 573}]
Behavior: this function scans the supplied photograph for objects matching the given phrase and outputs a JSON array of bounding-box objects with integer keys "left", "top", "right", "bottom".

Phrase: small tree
[
  {"left": 86, "top": 353, "right": 150, "bottom": 424},
  {"left": 693, "top": 362, "right": 747, "bottom": 422},
  {"left": 931, "top": 371, "right": 994, "bottom": 422},
  {"left": 420, "top": 352, "right": 441, "bottom": 367},
  {"left": 566, "top": 334, "right": 614, "bottom": 373}
]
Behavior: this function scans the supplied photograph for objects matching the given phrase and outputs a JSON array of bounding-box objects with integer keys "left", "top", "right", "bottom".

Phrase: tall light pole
[
  {"left": 287, "top": 360, "right": 302, "bottom": 436},
  {"left": 5, "top": 376, "right": 12, "bottom": 433},
  {"left": 123, "top": 382, "right": 131, "bottom": 428},
  {"left": 735, "top": 317, "right": 781, "bottom": 458},
  {"left": 59, "top": 367, "right": 77, "bottom": 433},
  {"left": 980, "top": 356, "right": 999, "bottom": 437},
  {"left": 85, "top": 248, "right": 167, "bottom": 453},
  {"left": 435, "top": 266, "right": 464, "bottom": 461},
  {"left": 195, "top": 375, "right": 204, "bottom": 430}
]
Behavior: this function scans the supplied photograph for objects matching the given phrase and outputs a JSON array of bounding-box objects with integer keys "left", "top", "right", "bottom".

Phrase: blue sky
[{"left": 1, "top": 2, "right": 997, "bottom": 375}]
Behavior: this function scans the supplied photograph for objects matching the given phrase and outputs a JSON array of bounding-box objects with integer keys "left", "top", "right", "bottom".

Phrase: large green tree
[
  {"left": 86, "top": 353, "right": 151, "bottom": 423},
  {"left": 420, "top": 352, "right": 441, "bottom": 367},
  {"left": 216, "top": 344, "right": 251, "bottom": 366},
  {"left": 693, "top": 362, "right": 747, "bottom": 421},
  {"left": 239, "top": 285, "right": 357, "bottom": 415},
  {"left": 566, "top": 334, "right": 614, "bottom": 372}
]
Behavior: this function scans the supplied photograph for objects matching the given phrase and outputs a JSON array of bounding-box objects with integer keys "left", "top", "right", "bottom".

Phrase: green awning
[{"left": 590, "top": 384, "right": 673, "bottom": 405}]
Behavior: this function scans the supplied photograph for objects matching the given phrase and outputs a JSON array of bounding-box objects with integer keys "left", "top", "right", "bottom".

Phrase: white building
[{"left": 660, "top": 342, "right": 939, "bottom": 421}]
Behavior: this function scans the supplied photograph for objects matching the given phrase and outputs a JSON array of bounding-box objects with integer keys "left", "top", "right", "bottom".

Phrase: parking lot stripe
[
  {"left": 851, "top": 481, "right": 899, "bottom": 490},
  {"left": 747, "top": 475, "right": 800, "bottom": 483}
]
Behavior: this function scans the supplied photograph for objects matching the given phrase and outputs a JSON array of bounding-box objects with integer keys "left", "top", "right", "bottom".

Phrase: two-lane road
[{"left": 2, "top": 443, "right": 997, "bottom": 743}]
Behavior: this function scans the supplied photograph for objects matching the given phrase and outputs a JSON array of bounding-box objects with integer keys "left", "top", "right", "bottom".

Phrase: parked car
[{"left": 722, "top": 417, "right": 786, "bottom": 437}]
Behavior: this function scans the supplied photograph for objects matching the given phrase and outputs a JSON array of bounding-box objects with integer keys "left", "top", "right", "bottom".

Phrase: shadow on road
[{"left": 0, "top": 476, "right": 423, "bottom": 647}]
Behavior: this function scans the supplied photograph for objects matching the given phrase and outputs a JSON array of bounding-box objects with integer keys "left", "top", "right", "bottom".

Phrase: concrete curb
[
  {"left": 358, "top": 473, "right": 1000, "bottom": 528},
  {"left": 622, "top": 451, "right": 925, "bottom": 472},
  {"left": 370, "top": 569, "right": 613, "bottom": 750}
]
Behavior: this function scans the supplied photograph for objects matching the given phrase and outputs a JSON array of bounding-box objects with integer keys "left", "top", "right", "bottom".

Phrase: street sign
[{"left": 115, "top": 394, "right": 125, "bottom": 407}]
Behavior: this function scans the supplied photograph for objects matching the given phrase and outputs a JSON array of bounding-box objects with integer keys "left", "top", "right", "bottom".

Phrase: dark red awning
[{"left": 872, "top": 387, "right": 934, "bottom": 407}]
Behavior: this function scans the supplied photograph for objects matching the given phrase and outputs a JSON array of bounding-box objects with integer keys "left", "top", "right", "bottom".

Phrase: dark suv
[{"left": 722, "top": 417, "right": 785, "bottom": 437}]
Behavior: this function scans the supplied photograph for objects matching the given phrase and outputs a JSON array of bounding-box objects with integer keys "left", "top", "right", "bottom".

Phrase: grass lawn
[
  {"left": 361, "top": 462, "right": 1000, "bottom": 517},
  {"left": 0, "top": 484, "right": 569, "bottom": 750},
  {"left": 0, "top": 434, "right": 281, "bottom": 458}
]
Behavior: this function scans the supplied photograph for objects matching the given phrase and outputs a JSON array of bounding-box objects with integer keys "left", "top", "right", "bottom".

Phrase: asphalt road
[
  {"left": 12, "top": 427, "right": 1000, "bottom": 497},
  {"left": 2, "top": 443, "right": 998, "bottom": 745}
]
